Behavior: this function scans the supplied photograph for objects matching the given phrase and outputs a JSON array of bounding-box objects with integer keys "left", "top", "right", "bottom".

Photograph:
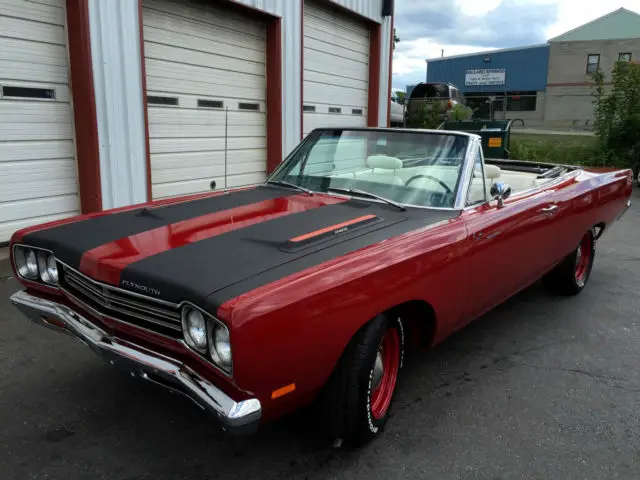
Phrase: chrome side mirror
[{"left": 490, "top": 182, "right": 512, "bottom": 208}]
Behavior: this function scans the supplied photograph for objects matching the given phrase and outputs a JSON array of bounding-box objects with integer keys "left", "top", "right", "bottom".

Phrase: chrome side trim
[
  {"left": 617, "top": 199, "right": 632, "bottom": 221},
  {"left": 10, "top": 290, "right": 261, "bottom": 435}
]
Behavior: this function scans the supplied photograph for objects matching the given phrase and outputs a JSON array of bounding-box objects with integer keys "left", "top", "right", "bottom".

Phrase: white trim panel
[
  {"left": 88, "top": 0, "right": 148, "bottom": 210},
  {"left": 378, "top": 14, "right": 392, "bottom": 127}
]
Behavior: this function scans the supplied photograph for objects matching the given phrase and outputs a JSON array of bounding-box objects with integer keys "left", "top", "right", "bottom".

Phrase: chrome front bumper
[{"left": 10, "top": 290, "right": 261, "bottom": 435}]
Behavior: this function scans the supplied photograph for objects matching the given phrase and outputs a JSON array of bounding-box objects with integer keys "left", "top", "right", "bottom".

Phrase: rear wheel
[
  {"left": 317, "top": 314, "right": 404, "bottom": 446},
  {"left": 543, "top": 229, "right": 595, "bottom": 295}
]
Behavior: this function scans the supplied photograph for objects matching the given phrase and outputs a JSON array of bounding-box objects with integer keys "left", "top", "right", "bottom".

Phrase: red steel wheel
[
  {"left": 575, "top": 231, "right": 593, "bottom": 286},
  {"left": 370, "top": 328, "right": 401, "bottom": 420},
  {"left": 316, "top": 314, "right": 405, "bottom": 446},
  {"left": 542, "top": 227, "right": 596, "bottom": 296}
]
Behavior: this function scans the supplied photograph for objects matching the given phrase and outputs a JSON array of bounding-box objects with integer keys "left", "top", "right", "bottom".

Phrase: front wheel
[
  {"left": 316, "top": 314, "right": 404, "bottom": 446},
  {"left": 543, "top": 228, "right": 596, "bottom": 295}
]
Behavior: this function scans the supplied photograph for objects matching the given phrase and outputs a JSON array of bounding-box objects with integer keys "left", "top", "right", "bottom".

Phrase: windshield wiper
[
  {"left": 327, "top": 187, "right": 406, "bottom": 211},
  {"left": 266, "top": 180, "right": 314, "bottom": 196}
]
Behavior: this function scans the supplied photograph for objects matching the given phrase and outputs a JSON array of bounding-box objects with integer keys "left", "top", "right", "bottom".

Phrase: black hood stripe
[
  {"left": 22, "top": 186, "right": 297, "bottom": 269},
  {"left": 117, "top": 200, "right": 460, "bottom": 309}
]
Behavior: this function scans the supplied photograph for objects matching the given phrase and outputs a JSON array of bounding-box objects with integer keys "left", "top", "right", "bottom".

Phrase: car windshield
[{"left": 268, "top": 129, "right": 470, "bottom": 208}]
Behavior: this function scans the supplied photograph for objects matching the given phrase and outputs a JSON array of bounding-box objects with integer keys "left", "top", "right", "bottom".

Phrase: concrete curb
[{"left": 0, "top": 247, "right": 12, "bottom": 279}]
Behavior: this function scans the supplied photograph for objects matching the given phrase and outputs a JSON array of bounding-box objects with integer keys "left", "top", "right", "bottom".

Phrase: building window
[
  {"left": 586, "top": 54, "right": 600, "bottom": 73},
  {"left": 197, "top": 99, "right": 223, "bottom": 109},
  {"left": 238, "top": 102, "right": 260, "bottom": 111},
  {"left": 2, "top": 86, "right": 55, "bottom": 100},
  {"left": 147, "top": 95, "right": 178, "bottom": 106},
  {"left": 464, "top": 91, "right": 537, "bottom": 115},
  {"left": 619, "top": 52, "right": 632, "bottom": 62},
  {"left": 506, "top": 91, "right": 537, "bottom": 112}
]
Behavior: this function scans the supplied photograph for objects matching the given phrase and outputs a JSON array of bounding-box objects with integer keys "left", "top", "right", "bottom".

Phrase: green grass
[{"left": 508, "top": 134, "right": 599, "bottom": 166}]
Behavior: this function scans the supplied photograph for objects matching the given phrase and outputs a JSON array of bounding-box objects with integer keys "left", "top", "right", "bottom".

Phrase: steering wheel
[{"left": 405, "top": 174, "right": 453, "bottom": 195}]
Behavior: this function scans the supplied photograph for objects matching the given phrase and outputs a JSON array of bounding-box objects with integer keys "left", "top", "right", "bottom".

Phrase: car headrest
[
  {"left": 366, "top": 155, "right": 403, "bottom": 170},
  {"left": 484, "top": 164, "right": 501, "bottom": 179}
]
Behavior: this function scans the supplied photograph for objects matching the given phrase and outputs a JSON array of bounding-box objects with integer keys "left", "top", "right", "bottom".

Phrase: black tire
[
  {"left": 543, "top": 228, "right": 596, "bottom": 296},
  {"left": 316, "top": 314, "right": 405, "bottom": 446}
]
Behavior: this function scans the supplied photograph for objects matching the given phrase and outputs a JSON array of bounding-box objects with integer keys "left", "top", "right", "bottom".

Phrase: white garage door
[
  {"left": 0, "top": 0, "right": 78, "bottom": 243},
  {"left": 303, "top": 0, "right": 370, "bottom": 137},
  {"left": 142, "top": 0, "right": 267, "bottom": 200}
]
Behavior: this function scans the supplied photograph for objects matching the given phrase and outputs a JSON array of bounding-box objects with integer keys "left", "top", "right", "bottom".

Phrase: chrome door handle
[{"left": 539, "top": 205, "right": 558, "bottom": 213}]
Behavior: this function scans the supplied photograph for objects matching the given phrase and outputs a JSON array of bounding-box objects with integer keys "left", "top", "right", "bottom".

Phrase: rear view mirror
[{"left": 490, "top": 182, "right": 511, "bottom": 208}]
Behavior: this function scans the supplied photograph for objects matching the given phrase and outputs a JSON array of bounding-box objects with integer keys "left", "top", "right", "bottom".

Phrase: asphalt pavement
[{"left": 1, "top": 189, "right": 639, "bottom": 480}]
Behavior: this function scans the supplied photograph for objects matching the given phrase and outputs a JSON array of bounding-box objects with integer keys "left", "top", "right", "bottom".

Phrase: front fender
[{"left": 218, "top": 219, "right": 468, "bottom": 419}]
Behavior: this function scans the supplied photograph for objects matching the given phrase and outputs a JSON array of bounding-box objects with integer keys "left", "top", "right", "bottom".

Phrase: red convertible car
[{"left": 9, "top": 127, "right": 632, "bottom": 446}]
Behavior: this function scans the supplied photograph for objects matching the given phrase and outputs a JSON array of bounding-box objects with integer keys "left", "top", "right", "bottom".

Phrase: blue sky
[{"left": 391, "top": 0, "right": 640, "bottom": 91}]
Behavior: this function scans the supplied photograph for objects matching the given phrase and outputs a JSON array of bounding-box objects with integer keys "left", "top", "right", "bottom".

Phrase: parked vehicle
[
  {"left": 633, "top": 160, "right": 640, "bottom": 187},
  {"left": 389, "top": 89, "right": 405, "bottom": 126},
  {"left": 406, "top": 82, "right": 465, "bottom": 122},
  {"left": 9, "top": 127, "right": 632, "bottom": 446}
]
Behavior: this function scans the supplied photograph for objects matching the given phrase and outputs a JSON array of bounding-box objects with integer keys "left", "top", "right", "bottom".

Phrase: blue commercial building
[{"left": 425, "top": 44, "right": 550, "bottom": 124}]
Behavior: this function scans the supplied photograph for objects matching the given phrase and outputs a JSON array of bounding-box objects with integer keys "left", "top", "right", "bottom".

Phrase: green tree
[
  {"left": 591, "top": 60, "right": 640, "bottom": 168},
  {"left": 450, "top": 103, "right": 473, "bottom": 121},
  {"left": 393, "top": 28, "right": 399, "bottom": 50}
]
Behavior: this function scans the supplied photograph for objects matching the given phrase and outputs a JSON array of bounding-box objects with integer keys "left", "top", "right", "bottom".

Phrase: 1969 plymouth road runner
[{"left": 9, "top": 128, "right": 633, "bottom": 446}]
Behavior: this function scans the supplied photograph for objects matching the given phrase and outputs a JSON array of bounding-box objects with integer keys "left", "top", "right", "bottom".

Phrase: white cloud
[{"left": 392, "top": 0, "right": 640, "bottom": 90}]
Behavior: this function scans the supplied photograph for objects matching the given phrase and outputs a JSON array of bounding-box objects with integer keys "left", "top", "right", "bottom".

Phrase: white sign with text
[{"left": 464, "top": 69, "right": 506, "bottom": 86}]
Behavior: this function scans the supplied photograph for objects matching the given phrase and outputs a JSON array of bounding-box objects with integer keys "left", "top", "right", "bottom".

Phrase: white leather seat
[
  {"left": 484, "top": 164, "right": 502, "bottom": 182},
  {"left": 499, "top": 172, "right": 537, "bottom": 192},
  {"left": 353, "top": 155, "right": 405, "bottom": 186}
]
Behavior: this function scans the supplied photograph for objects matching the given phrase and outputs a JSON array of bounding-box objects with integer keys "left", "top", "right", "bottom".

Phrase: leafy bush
[
  {"left": 450, "top": 103, "right": 473, "bottom": 121},
  {"left": 591, "top": 60, "right": 640, "bottom": 168},
  {"left": 405, "top": 101, "right": 448, "bottom": 129}
]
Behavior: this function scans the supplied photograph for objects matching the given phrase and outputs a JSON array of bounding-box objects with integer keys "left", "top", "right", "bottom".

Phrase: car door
[
  {"left": 461, "top": 149, "right": 559, "bottom": 322},
  {"left": 532, "top": 174, "right": 579, "bottom": 271}
]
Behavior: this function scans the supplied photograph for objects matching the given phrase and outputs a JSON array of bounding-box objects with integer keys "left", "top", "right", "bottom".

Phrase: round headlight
[
  {"left": 25, "top": 249, "right": 39, "bottom": 279},
  {"left": 184, "top": 309, "right": 207, "bottom": 350},
  {"left": 14, "top": 248, "right": 29, "bottom": 278},
  {"left": 37, "top": 252, "right": 58, "bottom": 284},
  {"left": 47, "top": 255, "right": 59, "bottom": 284},
  {"left": 210, "top": 324, "right": 232, "bottom": 369}
]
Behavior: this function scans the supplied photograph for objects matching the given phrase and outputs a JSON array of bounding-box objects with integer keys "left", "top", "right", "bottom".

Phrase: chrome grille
[{"left": 59, "top": 264, "right": 182, "bottom": 338}]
